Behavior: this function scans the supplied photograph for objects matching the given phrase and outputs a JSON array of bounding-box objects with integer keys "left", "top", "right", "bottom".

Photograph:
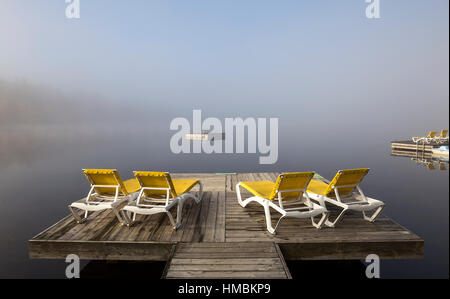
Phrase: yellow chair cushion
[
  {"left": 172, "top": 179, "right": 200, "bottom": 195},
  {"left": 134, "top": 171, "right": 200, "bottom": 197},
  {"left": 306, "top": 179, "right": 330, "bottom": 196},
  {"left": 240, "top": 181, "right": 276, "bottom": 199},
  {"left": 123, "top": 178, "right": 141, "bottom": 194}
]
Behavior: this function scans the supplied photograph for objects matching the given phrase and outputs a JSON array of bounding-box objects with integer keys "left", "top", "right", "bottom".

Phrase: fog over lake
[{"left": 0, "top": 0, "right": 448, "bottom": 278}]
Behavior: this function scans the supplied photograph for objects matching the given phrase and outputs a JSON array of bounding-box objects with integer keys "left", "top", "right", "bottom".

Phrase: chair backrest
[
  {"left": 324, "top": 168, "right": 369, "bottom": 197},
  {"left": 83, "top": 169, "right": 128, "bottom": 196},
  {"left": 438, "top": 130, "right": 448, "bottom": 138},
  {"left": 134, "top": 171, "right": 177, "bottom": 198},
  {"left": 269, "top": 172, "right": 315, "bottom": 201},
  {"left": 427, "top": 131, "right": 437, "bottom": 138}
]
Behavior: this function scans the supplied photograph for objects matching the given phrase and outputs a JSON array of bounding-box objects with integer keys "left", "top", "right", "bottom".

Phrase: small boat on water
[{"left": 185, "top": 130, "right": 225, "bottom": 141}]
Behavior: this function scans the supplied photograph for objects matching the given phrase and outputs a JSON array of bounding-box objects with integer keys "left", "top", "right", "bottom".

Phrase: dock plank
[{"left": 164, "top": 242, "right": 291, "bottom": 279}]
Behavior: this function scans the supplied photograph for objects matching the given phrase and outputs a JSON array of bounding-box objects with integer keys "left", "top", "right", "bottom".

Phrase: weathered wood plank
[
  {"left": 165, "top": 270, "right": 287, "bottom": 279},
  {"left": 191, "top": 192, "right": 211, "bottom": 242},
  {"left": 29, "top": 240, "right": 172, "bottom": 261},
  {"left": 169, "top": 258, "right": 281, "bottom": 265},
  {"left": 164, "top": 242, "right": 290, "bottom": 279},
  {"left": 274, "top": 243, "right": 292, "bottom": 279},
  {"left": 204, "top": 192, "right": 219, "bottom": 242},
  {"left": 180, "top": 192, "right": 207, "bottom": 242},
  {"left": 215, "top": 192, "right": 226, "bottom": 242},
  {"left": 171, "top": 173, "right": 226, "bottom": 192},
  {"left": 279, "top": 240, "right": 424, "bottom": 260},
  {"left": 168, "top": 264, "right": 285, "bottom": 272}
]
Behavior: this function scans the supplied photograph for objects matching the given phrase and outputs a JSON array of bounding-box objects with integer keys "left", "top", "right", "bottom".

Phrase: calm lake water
[{"left": 0, "top": 123, "right": 448, "bottom": 279}]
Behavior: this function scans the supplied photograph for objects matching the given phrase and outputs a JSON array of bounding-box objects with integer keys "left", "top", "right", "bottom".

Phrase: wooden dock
[
  {"left": 29, "top": 173, "right": 424, "bottom": 279},
  {"left": 391, "top": 140, "right": 449, "bottom": 161},
  {"left": 391, "top": 140, "right": 448, "bottom": 152}
]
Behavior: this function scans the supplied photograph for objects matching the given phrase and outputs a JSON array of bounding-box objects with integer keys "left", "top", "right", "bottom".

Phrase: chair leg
[
  {"left": 273, "top": 215, "right": 286, "bottom": 233},
  {"left": 121, "top": 210, "right": 133, "bottom": 227},
  {"left": 263, "top": 200, "right": 277, "bottom": 234},
  {"left": 175, "top": 199, "right": 184, "bottom": 229},
  {"left": 236, "top": 183, "right": 283, "bottom": 234},
  {"left": 236, "top": 183, "right": 246, "bottom": 207},
  {"left": 236, "top": 184, "right": 260, "bottom": 208},
  {"left": 166, "top": 210, "right": 177, "bottom": 230},
  {"left": 68, "top": 206, "right": 85, "bottom": 224},
  {"left": 119, "top": 210, "right": 133, "bottom": 227},
  {"left": 363, "top": 205, "right": 385, "bottom": 222},
  {"left": 325, "top": 208, "right": 348, "bottom": 227},
  {"left": 195, "top": 182, "right": 203, "bottom": 203},
  {"left": 111, "top": 207, "right": 125, "bottom": 226},
  {"left": 311, "top": 212, "right": 329, "bottom": 229}
]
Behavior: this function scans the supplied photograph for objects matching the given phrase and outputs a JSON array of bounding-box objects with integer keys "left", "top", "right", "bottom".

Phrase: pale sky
[{"left": 0, "top": 0, "right": 448, "bottom": 138}]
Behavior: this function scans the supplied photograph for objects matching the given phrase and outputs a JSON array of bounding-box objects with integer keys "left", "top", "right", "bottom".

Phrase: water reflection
[
  {"left": 391, "top": 148, "right": 449, "bottom": 171},
  {"left": 0, "top": 125, "right": 103, "bottom": 170},
  {"left": 411, "top": 159, "right": 448, "bottom": 171}
]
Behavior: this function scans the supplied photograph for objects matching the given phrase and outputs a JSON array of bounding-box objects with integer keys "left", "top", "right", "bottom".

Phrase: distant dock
[
  {"left": 391, "top": 140, "right": 449, "bottom": 160},
  {"left": 391, "top": 140, "right": 434, "bottom": 152},
  {"left": 29, "top": 173, "right": 423, "bottom": 279}
]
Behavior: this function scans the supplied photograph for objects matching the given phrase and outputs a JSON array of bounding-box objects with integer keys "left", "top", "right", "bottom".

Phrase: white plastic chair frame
[
  {"left": 412, "top": 137, "right": 433, "bottom": 144},
  {"left": 120, "top": 175, "right": 203, "bottom": 229},
  {"left": 69, "top": 183, "right": 133, "bottom": 224},
  {"left": 431, "top": 131, "right": 448, "bottom": 144},
  {"left": 236, "top": 182, "right": 329, "bottom": 235},
  {"left": 412, "top": 134, "right": 448, "bottom": 144},
  {"left": 435, "top": 137, "right": 449, "bottom": 144},
  {"left": 307, "top": 179, "right": 385, "bottom": 228}
]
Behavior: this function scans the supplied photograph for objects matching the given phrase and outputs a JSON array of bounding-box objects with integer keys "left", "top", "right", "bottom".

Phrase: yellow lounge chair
[
  {"left": 306, "top": 168, "right": 385, "bottom": 227},
  {"left": 120, "top": 172, "right": 203, "bottom": 229},
  {"left": 412, "top": 131, "right": 437, "bottom": 143},
  {"left": 69, "top": 169, "right": 141, "bottom": 224},
  {"left": 236, "top": 172, "right": 329, "bottom": 234},
  {"left": 434, "top": 130, "right": 448, "bottom": 144}
]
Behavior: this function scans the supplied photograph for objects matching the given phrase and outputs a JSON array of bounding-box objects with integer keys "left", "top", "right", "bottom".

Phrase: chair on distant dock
[
  {"left": 306, "top": 168, "right": 385, "bottom": 227},
  {"left": 236, "top": 172, "right": 329, "bottom": 234},
  {"left": 412, "top": 131, "right": 437, "bottom": 143},
  {"left": 434, "top": 130, "right": 448, "bottom": 144},
  {"left": 69, "top": 169, "right": 141, "bottom": 224},
  {"left": 119, "top": 172, "right": 203, "bottom": 229}
]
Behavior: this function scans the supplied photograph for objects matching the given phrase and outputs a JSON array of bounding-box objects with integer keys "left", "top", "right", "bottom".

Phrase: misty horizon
[
  {"left": 0, "top": 0, "right": 448, "bottom": 279},
  {"left": 0, "top": 1, "right": 448, "bottom": 139}
]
